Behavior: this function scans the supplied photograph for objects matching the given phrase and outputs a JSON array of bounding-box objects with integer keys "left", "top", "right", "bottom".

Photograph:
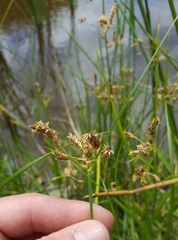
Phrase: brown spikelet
[
  {"left": 82, "top": 143, "right": 94, "bottom": 158},
  {"left": 82, "top": 131, "right": 101, "bottom": 150},
  {"left": 67, "top": 133, "right": 82, "bottom": 149},
  {"left": 146, "top": 117, "right": 161, "bottom": 143},
  {"left": 97, "top": 15, "right": 109, "bottom": 29},
  {"left": 112, "top": 31, "right": 116, "bottom": 42},
  {"left": 93, "top": 72, "right": 98, "bottom": 86},
  {"left": 132, "top": 165, "right": 145, "bottom": 183},
  {"left": 124, "top": 130, "right": 137, "bottom": 139},
  {"left": 109, "top": 3, "right": 118, "bottom": 25},
  {"left": 29, "top": 120, "right": 58, "bottom": 144},
  {"left": 101, "top": 144, "right": 114, "bottom": 159},
  {"left": 78, "top": 18, "right": 86, "bottom": 24},
  {"left": 52, "top": 150, "right": 69, "bottom": 161},
  {"left": 64, "top": 167, "right": 77, "bottom": 177}
]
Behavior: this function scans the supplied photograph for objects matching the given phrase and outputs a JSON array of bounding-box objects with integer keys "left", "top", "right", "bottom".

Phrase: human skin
[{"left": 0, "top": 193, "right": 114, "bottom": 240}]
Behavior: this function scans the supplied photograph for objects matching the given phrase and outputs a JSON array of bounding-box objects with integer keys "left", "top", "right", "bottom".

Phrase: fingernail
[{"left": 73, "top": 220, "right": 108, "bottom": 240}]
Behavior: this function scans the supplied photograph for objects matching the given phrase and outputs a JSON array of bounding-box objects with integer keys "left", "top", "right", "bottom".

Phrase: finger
[
  {"left": 37, "top": 220, "right": 110, "bottom": 240},
  {"left": 0, "top": 193, "right": 114, "bottom": 238},
  {"left": 0, "top": 232, "right": 9, "bottom": 240},
  {"left": 0, "top": 231, "right": 43, "bottom": 240}
]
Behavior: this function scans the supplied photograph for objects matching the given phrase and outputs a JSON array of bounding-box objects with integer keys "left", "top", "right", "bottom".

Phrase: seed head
[
  {"left": 124, "top": 130, "right": 137, "bottom": 139},
  {"left": 146, "top": 117, "right": 161, "bottom": 143},
  {"left": 147, "top": 117, "right": 161, "bottom": 136},
  {"left": 29, "top": 120, "right": 58, "bottom": 144},
  {"left": 101, "top": 144, "right": 114, "bottom": 159},
  {"left": 82, "top": 131, "right": 101, "bottom": 150},
  {"left": 97, "top": 15, "right": 109, "bottom": 30},
  {"left": 78, "top": 18, "right": 86, "bottom": 24},
  {"left": 52, "top": 150, "right": 69, "bottom": 161},
  {"left": 64, "top": 167, "right": 77, "bottom": 177},
  {"left": 152, "top": 174, "right": 160, "bottom": 182},
  {"left": 109, "top": 3, "right": 118, "bottom": 25},
  {"left": 67, "top": 133, "right": 82, "bottom": 149},
  {"left": 83, "top": 143, "right": 94, "bottom": 158},
  {"left": 132, "top": 165, "right": 145, "bottom": 182}
]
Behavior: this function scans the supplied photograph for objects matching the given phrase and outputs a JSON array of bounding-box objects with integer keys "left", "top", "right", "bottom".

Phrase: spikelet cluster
[
  {"left": 126, "top": 117, "right": 161, "bottom": 157},
  {"left": 157, "top": 82, "right": 178, "bottom": 101},
  {"left": 78, "top": 18, "right": 86, "bottom": 24},
  {"left": 132, "top": 165, "right": 146, "bottom": 184},
  {"left": 64, "top": 166, "right": 77, "bottom": 177},
  {"left": 125, "top": 117, "right": 161, "bottom": 185},
  {"left": 132, "top": 165, "right": 160, "bottom": 185},
  {"left": 109, "top": 3, "right": 118, "bottom": 25},
  {"left": 97, "top": 3, "right": 117, "bottom": 31},
  {"left": 30, "top": 121, "right": 113, "bottom": 178},
  {"left": 67, "top": 131, "right": 113, "bottom": 160},
  {"left": 93, "top": 72, "right": 124, "bottom": 104},
  {"left": 92, "top": 69, "right": 134, "bottom": 105},
  {"left": 51, "top": 149, "right": 69, "bottom": 160},
  {"left": 30, "top": 120, "right": 58, "bottom": 145}
]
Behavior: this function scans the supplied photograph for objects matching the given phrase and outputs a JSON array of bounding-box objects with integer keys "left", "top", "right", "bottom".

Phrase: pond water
[{"left": 0, "top": 0, "right": 178, "bottom": 134}]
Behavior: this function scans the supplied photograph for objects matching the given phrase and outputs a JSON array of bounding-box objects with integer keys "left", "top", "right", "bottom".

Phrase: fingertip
[{"left": 73, "top": 220, "right": 110, "bottom": 240}]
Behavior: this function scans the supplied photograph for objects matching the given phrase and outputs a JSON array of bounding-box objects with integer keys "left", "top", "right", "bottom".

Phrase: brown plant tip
[
  {"left": 64, "top": 167, "right": 77, "bottom": 177},
  {"left": 83, "top": 143, "right": 94, "bottom": 158},
  {"left": 147, "top": 117, "right": 161, "bottom": 136},
  {"left": 132, "top": 166, "right": 160, "bottom": 185},
  {"left": 52, "top": 150, "right": 69, "bottom": 161},
  {"left": 29, "top": 120, "right": 58, "bottom": 144},
  {"left": 93, "top": 72, "right": 98, "bottom": 86},
  {"left": 129, "top": 117, "right": 161, "bottom": 157},
  {"left": 82, "top": 131, "right": 101, "bottom": 150},
  {"left": 109, "top": 3, "right": 118, "bottom": 25},
  {"left": 158, "top": 83, "right": 178, "bottom": 101},
  {"left": 101, "top": 144, "right": 114, "bottom": 159},
  {"left": 97, "top": 15, "right": 109, "bottom": 29},
  {"left": 67, "top": 131, "right": 100, "bottom": 158},
  {"left": 124, "top": 130, "right": 137, "bottom": 139},
  {"left": 78, "top": 18, "right": 86, "bottom": 24},
  {"left": 97, "top": 3, "right": 117, "bottom": 31},
  {"left": 67, "top": 133, "right": 82, "bottom": 149},
  {"left": 152, "top": 174, "right": 160, "bottom": 182},
  {"left": 146, "top": 117, "right": 161, "bottom": 143},
  {"left": 67, "top": 130, "right": 113, "bottom": 159},
  {"left": 129, "top": 142, "right": 152, "bottom": 157},
  {"left": 132, "top": 165, "right": 145, "bottom": 182}
]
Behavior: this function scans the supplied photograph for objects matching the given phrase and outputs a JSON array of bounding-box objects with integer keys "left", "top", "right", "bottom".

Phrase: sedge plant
[{"left": 1, "top": 0, "right": 178, "bottom": 239}]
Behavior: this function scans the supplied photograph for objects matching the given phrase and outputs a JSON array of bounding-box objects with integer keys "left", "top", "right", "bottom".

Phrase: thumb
[{"left": 37, "top": 220, "right": 110, "bottom": 240}]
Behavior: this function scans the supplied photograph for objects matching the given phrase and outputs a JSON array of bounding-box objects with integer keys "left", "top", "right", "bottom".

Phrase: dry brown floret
[
  {"left": 102, "top": 144, "right": 114, "bottom": 159},
  {"left": 67, "top": 133, "right": 82, "bottom": 149},
  {"left": 78, "top": 18, "right": 86, "bottom": 24},
  {"left": 29, "top": 120, "right": 58, "bottom": 144}
]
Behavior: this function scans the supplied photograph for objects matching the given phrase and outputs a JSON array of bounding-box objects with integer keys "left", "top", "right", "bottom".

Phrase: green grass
[{"left": 1, "top": 0, "right": 178, "bottom": 239}]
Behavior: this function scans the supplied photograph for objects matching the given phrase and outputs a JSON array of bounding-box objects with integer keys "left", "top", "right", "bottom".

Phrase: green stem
[
  {"left": 87, "top": 170, "right": 94, "bottom": 219},
  {"left": 95, "top": 157, "right": 101, "bottom": 205}
]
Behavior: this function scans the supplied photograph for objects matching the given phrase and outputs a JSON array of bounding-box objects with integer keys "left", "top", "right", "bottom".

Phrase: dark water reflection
[
  {"left": 0, "top": 0, "right": 76, "bottom": 120},
  {"left": 0, "top": 0, "right": 178, "bottom": 140}
]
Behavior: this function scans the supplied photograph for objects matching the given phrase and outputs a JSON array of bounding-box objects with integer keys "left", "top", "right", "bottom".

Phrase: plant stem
[
  {"left": 87, "top": 170, "right": 94, "bottom": 219},
  {"left": 94, "top": 157, "right": 101, "bottom": 205}
]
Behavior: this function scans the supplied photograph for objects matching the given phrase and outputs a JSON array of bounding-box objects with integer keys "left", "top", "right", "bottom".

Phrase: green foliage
[{"left": 0, "top": 0, "right": 178, "bottom": 239}]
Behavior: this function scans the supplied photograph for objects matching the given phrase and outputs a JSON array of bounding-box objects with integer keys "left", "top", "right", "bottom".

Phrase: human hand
[{"left": 0, "top": 193, "right": 114, "bottom": 240}]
